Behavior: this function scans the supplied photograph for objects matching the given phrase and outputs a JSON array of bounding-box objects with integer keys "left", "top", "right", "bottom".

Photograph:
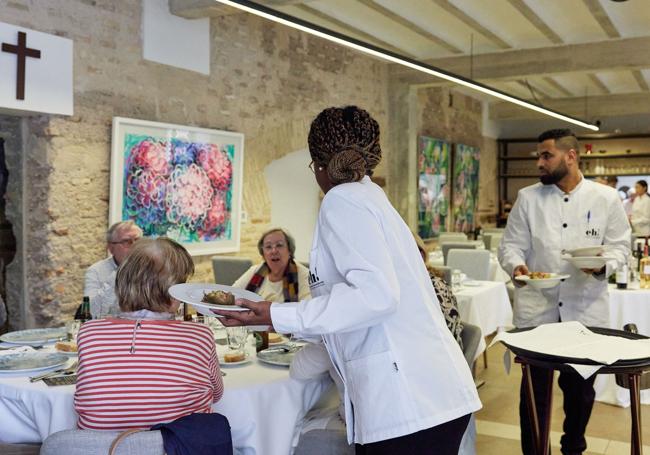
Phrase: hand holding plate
[{"left": 213, "top": 299, "right": 272, "bottom": 326}]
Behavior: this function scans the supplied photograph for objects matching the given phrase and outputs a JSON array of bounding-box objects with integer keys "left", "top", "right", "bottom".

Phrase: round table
[{"left": 0, "top": 353, "right": 330, "bottom": 455}]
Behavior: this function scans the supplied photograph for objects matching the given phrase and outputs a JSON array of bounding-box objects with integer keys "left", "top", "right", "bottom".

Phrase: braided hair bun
[{"left": 308, "top": 106, "right": 381, "bottom": 185}]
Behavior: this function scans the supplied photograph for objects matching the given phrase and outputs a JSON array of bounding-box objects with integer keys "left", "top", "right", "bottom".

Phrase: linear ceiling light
[{"left": 213, "top": 0, "right": 599, "bottom": 132}]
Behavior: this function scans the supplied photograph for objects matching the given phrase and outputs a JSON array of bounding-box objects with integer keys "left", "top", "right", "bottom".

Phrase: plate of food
[
  {"left": 0, "top": 351, "right": 68, "bottom": 374},
  {"left": 0, "top": 327, "right": 67, "bottom": 346},
  {"left": 219, "top": 351, "right": 252, "bottom": 366},
  {"left": 169, "top": 284, "right": 263, "bottom": 316},
  {"left": 563, "top": 256, "right": 611, "bottom": 270},
  {"left": 565, "top": 246, "right": 606, "bottom": 257},
  {"left": 515, "top": 272, "right": 570, "bottom": 289},
  {"left": 54, "top": 341, "right": 78, "bottom": 356}
]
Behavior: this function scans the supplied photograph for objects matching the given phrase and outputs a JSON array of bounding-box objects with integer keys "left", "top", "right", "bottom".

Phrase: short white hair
[{"left": 106, "top": 221, "right": 142, "bottom": 243}]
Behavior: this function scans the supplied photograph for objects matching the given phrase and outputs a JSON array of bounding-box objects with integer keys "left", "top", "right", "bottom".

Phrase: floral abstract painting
[
  {"left": 110, "top": 118, "right": 244, "bottom": 255},
  {"left": 452, "top": 143, "right": 480, "bottom": 234},
  {"left": 417, "top": 136, "right": 451, "bottom": 239}
]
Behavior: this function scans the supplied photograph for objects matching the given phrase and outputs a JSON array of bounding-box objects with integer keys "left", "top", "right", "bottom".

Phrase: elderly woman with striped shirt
[{"left": 74, "top": 238, "right": 223, "bottom": 431}]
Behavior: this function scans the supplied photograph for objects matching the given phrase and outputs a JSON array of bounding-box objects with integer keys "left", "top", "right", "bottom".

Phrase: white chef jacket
[
  {"left": 498, "top": 177, "right": 630, "bottom": 328},
  {"left": 630, "top": 193, "right": 650, "bottom": 236},
  {"left": 271, "top": 176, "right": 481, "bottom": 445}
]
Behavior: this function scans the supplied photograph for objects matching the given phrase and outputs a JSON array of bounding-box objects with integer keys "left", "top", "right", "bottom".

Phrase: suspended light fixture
[{"left": 213, "top": 0, "right": 599, "bottom": 131}]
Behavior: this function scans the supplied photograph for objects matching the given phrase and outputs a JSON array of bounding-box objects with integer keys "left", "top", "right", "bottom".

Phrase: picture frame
[
  {"left": 109, "top": 117, "right": 244, "bottom": 255},
  {"left": 451, "top": 143, "right": 480, "bottom": 233},
  {"left": 417, "top": 136, "right": 451, "bottom": 239}
]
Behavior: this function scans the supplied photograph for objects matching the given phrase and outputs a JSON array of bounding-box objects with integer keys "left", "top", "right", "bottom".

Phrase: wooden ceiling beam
[
  {"left": 389, "top": 36, "right": 650, "bottom": 85},
  {"left": 506, "top": 0, "right": 563, "bottom": 44},
  {"left": 294, "top": 4, "right": 418, "bottom": 58},
  {"left": 588, "top": 73, "right": 611, "bottom": 95},
  {"left": 632, "top": 70, "right": 650, "bottom": 92},
  {"left": 582, "top": 0, "right": 620, "bottom": 38},
  {"left": 355, "top": 0, "right": 462, "bottom": 54},
  {"left": 429, "top": 0, "right": 511, "bottom": 50},
  {"left": 489, "top": 92, "right": 650, "bottom": 120},
  {"left": 543, "top": 77, "right": 574, "bottom": 98}
]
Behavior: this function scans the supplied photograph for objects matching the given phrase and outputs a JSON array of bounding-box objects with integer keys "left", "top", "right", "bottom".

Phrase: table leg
[
  {"left": 540, "top": 369, "right": 554, "bottom": 455},
  {"left": 522, "top": 363, "right": 540, "bottom": 455},
  {"left": 521, "top": 363, "right": 554, "bottom": 455},
  {"left": 629, "top": 373, "right": 642, "bottom": 455}
]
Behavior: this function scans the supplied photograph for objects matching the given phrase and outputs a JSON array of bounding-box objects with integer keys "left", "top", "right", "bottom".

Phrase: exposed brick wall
[{"left": 0, "top": 1, "right": 388, "bottom": 328}]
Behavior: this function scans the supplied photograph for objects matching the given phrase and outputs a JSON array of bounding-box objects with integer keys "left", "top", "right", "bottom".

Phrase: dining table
[
  {"left": 454, "top": 280, "right": 514, "bottom": 359},
  {"left": 593, "top": 283, "right": 650, "bottom": 407},
  {"left": 0, "top": 341, "right": 331, "bottom": 455}
]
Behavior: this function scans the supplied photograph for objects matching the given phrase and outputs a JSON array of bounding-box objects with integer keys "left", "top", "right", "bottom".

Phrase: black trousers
[
  {"left": 520, "top": 366, "right": 596, "bottom": 455},
  {"left": 354, "top": 413, "right": 471, "bottom": 455}
]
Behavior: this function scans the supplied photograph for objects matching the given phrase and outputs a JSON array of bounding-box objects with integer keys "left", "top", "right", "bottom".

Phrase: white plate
[
  {"left": 515, "top": 274, "right": 570, "bottom": 289},
  {"left": 0, "top": 328, "right": 67, "bottom": 346},
  {"left": 256, "top": 346, "right": 302, "bottom": 367},
  {"left": 218, "top": 353, "right": 252, "bottom": 367},
  {"left": 563, "top": 256, "right": 611, "bottom": 269},
  {"left": 565, "top": 246, "right": 606, "bottom": 257},
  {"left": 0, "top": 352, "right": 68, "bottom": 373},
  {"left": 169, "top": 283, "right": 263, "bottom": 317}
]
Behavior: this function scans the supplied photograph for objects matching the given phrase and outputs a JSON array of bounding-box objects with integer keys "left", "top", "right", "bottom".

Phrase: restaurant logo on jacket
[{"left": 308, "top": 268, "right": 324, "bottom": 290}]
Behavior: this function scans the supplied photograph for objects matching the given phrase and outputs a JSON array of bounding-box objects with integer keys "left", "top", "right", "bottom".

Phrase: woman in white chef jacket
[{"left": 216, "top": 106, "right": 481, "bottom": 453}]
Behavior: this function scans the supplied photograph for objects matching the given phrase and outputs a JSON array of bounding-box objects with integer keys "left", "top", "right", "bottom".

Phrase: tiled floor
[{"left": 475, "top": 342, "right": 650, "bottom": 454}]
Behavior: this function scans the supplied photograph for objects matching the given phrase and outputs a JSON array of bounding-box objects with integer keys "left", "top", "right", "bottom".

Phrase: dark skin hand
[{"left": 213, "top": 298, "right": 273, "bottom": 327}]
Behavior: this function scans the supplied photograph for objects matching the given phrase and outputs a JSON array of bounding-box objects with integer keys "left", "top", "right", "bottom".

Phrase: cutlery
[{"left": 30, "top": 360, "right": 78, "bottom": 382}]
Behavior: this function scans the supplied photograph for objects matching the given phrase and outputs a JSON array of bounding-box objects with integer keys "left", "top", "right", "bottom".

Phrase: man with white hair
[{"left": 84, "top": 221, "right": 142, "bottom": 318}]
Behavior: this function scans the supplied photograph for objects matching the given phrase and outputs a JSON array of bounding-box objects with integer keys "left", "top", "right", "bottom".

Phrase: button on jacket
[
  {"left": 271, "top": 176, "right": 481, "bottom": 445},
  {"left": 498, "top": 177, "right": 630, "bottom": 328}
]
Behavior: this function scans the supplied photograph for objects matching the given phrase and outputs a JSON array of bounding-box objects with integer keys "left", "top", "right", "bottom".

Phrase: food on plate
[
  {"left": 268, "top": 332, "right": 283, "bottom": 344},
  {"left": 224, "top": 351, "right": 246, "bottom": 363},
  {"left": 528, "top": 272, "right": 552, "bottom": 279},
  {"left": 55, "top": 341, "right": 78, "bottom": 352},
  {"left": 202, "top": 290, "right": 235, "bottom": 306}
]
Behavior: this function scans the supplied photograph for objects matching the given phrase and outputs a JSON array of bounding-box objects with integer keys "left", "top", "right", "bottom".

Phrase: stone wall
[{"left": 0, "top": 1, "right": 388, "bottom": 328}]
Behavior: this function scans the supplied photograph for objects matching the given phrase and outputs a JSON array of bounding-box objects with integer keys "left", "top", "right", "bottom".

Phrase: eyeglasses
[
  {"left": 262, "top": 242, "right": 287, "bottom": 251},
  {"left": 308, "top": 161, "right": 323, "bottom": 173},
  {"left": 110, "top": 237, "right": 140, "bottom": 246}
]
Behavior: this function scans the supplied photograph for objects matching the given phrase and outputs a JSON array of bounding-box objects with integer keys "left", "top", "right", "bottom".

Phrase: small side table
[{"left": 503, "top": 327, "right": 650, "bottom": 455}]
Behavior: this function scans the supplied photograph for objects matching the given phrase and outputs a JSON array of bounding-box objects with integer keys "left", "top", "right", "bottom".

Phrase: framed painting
[
  {"left": 417, "top": 136, "right": 451, "bottom": 239},
  {"left": 451, "top": 143, "right": 480, "bottom": 234},
  {"left": 109, "top": 117, "right": 244, "bottom": 255}
]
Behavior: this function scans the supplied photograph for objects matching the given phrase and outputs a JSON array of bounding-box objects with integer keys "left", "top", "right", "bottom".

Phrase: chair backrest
[
  {"left": 482, "top": 233, "right": 492, "bottom": 250},
  {"left": 482, "top": 227, "right": 505, "bottom": 234},
  {"left": 460, "top": 323, "right": 482, "bottom": 366},
  {"left": 447, "top": 249, "right": 491, "bottom": 280},
  {"left": 442, "top": 243, "right": 478, "bottom": 264},
  {"left": 41, "top": 429, "right": 164, "bottom": 455},
  {"left": 488, "top": 233, "right": 503, "bottom": 252},
  {"left": 212, "top": 256, "right": 253, "bottom": 285},
  {"left": 438, "top": 232, "right": 468, "bottom": 243}
]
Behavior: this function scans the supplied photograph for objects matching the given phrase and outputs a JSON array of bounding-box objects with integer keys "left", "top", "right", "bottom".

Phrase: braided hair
[{"left": 307, "top": 106, "right": 382, "bottom": 185}]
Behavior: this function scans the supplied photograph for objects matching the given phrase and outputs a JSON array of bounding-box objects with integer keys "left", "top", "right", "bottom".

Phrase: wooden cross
[{"left": 2, "top": 31, "right": 41, "bottom": 100}]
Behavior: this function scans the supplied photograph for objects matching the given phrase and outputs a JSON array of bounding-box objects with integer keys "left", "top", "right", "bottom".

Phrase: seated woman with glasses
[
  {"left": 233, "top": 228, "right": 311, "bottom": 303},
  {"left": 75, "top": 237, "right": 224, "bottom": 431}
]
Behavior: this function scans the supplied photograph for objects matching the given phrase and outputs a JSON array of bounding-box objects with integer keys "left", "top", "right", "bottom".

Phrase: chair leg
[{"left": 483, "top": 337, "right": 488, "bottom": 369}]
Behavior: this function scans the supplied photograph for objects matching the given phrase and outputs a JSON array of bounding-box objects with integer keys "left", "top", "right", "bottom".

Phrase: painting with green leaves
[
  {"left": 417, "top": 136, "right": 451, "bottom": 239},
  {"left": 452, "top": 143, "right": 480, "bottom": 233}
]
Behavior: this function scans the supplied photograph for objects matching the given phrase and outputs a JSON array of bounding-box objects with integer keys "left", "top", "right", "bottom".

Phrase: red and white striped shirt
[{"left": 74, "top": 318, "right": 223, "bottom": 431}]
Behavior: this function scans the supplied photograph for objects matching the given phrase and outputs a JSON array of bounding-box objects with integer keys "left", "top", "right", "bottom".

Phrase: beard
[{"left": 539, "top": 161, "right": 568, "bottom": 185}]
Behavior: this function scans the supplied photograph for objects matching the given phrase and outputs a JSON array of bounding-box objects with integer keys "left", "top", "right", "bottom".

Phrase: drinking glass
[
  {"left": 66, "top": 320, "right": 81, "bottom": 342},
  {"left": 226, "top": 327, "right": 248, "bottom": 351},
  {"left": 451, "top": 269, "right": 462, "bottom": 292}
]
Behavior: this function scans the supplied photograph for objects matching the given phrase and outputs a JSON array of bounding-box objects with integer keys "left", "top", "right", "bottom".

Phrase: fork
[{"left": 30, "top": 360, "right": 78, "bottom": 382}]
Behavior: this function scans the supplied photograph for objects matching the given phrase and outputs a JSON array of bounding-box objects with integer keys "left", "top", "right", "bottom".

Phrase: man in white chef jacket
[
  {"left": 630, "top": 180, "right": 650, "bottom": 236},
  {"left": 498, "top": 129, "right": 630, "bottom": 455}
]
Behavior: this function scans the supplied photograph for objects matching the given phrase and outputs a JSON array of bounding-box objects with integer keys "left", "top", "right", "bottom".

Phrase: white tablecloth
[
  {"left": 0, "top": 354, "right": 329, "bottom": 454},
  {"left": 593, "top": 284, "right": 650, "bottom": 407},
  {"left": 454, "top": 281, "right": 514, "bottom": 358}
]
